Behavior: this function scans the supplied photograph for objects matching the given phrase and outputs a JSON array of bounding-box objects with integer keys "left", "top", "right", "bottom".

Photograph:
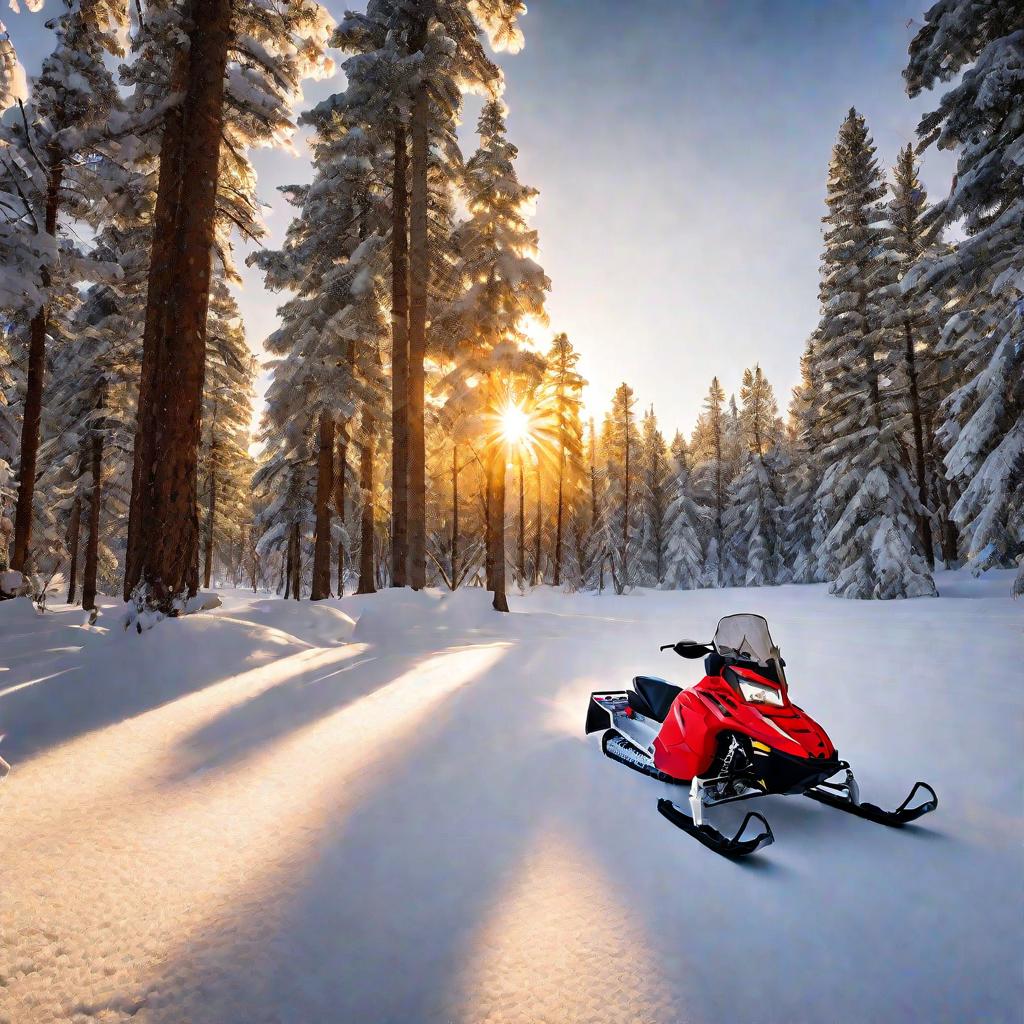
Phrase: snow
[{"left": 1, "top": 573, "right": 1021, "bottom": 1023}]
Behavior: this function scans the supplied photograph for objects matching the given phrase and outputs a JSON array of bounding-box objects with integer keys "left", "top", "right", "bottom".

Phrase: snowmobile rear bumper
[{"left": 586, "top": 691, "right": 629, "bottom": 735}]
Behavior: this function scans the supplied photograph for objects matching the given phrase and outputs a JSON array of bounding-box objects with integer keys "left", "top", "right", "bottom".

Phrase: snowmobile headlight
[{"left": 738, "top": 679, "right": 784, "bottom": 707}]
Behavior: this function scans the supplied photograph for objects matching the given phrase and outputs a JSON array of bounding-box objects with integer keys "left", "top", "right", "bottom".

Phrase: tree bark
[
  {"left": 123, "top": 0, "right": 231, "bottom": 611},
  {"left": 203, "top": 415, "right": 217, "bottom": 589},
  {"left": 335, "top": 426, "right": 348, "bottom": 596},
  {"left": 311, "top": 411, "right": 335, "bottom": 600},
  {"left": 357, "top": 411, "right": 377, "bottom": 595},
  {"left": 490, "top": 448, "right": 509, "bottom": 612},
  {"left": 284, "top": 527, "right": 293, "bottom": 599},
  {"left": 390, "top": 121, "right": 410, "bottom": 588},
  {"left": 82, "top": 409, "right": 104, "bottom": 613},
  {"left": 534, "top": 464, "right": 542, "bottom": 584},
  {"left": 903, "top": 322, "right": 935, "bottom": 568},
  {"left": 290, "top": 522, "right": 301, "bottom": 600},
  {"left": 407, "top": 81, "right": 429, "bottom": 590},
  {"left": 451, "top": 442, "right": 459, "bottom": 590},
  {"left": 66, "top": 495, "right": 82, "bottom": 604},
  {"left": 12, "top": 158, "right": 64, "bottom": 573},
  {"left": 554, "top": 446, "right": 564, "bottom": 587}
]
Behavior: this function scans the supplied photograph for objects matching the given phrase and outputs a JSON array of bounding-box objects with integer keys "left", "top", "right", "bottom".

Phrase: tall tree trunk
[
  {"left": 335, "top": 426, "right": 348, "bottom": 596},
  {"left": 290, "top": 522, "right": 301, "bottom": 600},
  {"left": 357, "top": 412, "right": 377, "bottom": 595},
  {"left": 623, "top": 407, "right": 632, "bottom": 586},
  {"left": 66, "top": 495, "right": 82, "bottom": 604},
  {"left": 284, "top": 527, "right": 293, "bottom": 599},
  {"left": 123, "top": 0, "right": 231, "bottom": 610},
  {"left": 451, "top": 442, "right": 459, "bottom": 590},
  {"left": 903, "top": 322, "right": 935, "bottom": 568},
  {"left": 490, "top": 448, "right": 509, "bottom": 612},
  {"left": 12, "top": 157, "right": 64, "bottom": 573},
  {"left": 203, "top": 429, "right": 217, "bottom": 589},
  {"left": 82, "top": 413, "right": 104, "bottom": 613},
  {"left": 391, "top": 121, "right": 410, "bottom": 588},
  {"left": 534, "top": 463, "right": 542, "bottom": 584},
  {"left": 407, "top": 82, "right": 429, "bottom": 590},
  {"left": 553, "top": 446, "right": 565, "bottom": 587},
  {"left": 517, "top": 457, "right": 525, "bottom": 589},
  {"left": 311, "top": 411, "right": 335, "bottom": 600},
  {"left": 714, "top": 422, "right": 723, "bottom": 587}
]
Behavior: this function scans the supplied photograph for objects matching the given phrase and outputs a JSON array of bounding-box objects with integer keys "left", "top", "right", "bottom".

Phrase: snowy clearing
[{"left": 1, "top": 572, "right": 1022, "bottom": 1024}]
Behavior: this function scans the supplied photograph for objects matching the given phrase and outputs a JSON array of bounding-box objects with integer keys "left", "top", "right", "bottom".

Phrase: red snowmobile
[{"left": 585, "top": 613, "right": 937, "bottom": 857}]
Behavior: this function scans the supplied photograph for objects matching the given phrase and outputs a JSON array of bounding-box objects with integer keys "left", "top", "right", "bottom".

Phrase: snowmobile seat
[{"left": 632, "top": 676, "right": 683, "bottom": 721}]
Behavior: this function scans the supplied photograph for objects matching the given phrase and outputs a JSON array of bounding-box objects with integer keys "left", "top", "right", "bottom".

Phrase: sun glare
[{"left": 499, "top": 402, "right": 533, "bottom": 447}]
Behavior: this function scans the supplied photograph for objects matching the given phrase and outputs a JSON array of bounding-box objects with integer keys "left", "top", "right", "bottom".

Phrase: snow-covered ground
[{"left": 1, "top": 571, "right": 1021, "bottom": 1024}]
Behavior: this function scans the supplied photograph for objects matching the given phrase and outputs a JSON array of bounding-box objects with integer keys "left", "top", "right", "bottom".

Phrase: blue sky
[{"left": 3, "top": 1, "right": 954, "bottom": 436}]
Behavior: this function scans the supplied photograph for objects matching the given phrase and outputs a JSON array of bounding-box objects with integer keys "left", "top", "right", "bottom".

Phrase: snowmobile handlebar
[{"left": 661, "top": 640, "right": 713, "bottom": 658}]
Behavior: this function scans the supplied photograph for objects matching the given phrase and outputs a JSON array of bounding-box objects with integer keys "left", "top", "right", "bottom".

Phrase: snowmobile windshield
[{"left": 713, "top": 614, "right": 779, "bottom": 667}]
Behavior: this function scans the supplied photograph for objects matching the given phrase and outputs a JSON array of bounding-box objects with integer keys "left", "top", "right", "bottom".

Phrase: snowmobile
[{"left": 585, "top": 613, "right": 937, "bottom": 857}]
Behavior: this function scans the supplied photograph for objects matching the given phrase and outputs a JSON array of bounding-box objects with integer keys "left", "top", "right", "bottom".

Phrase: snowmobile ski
[
  {"left": 657, "top": 799, "right": 775, "bottom": 858},
  {"left": 805, "top": 780, "right": 937, "bottom": 826}
]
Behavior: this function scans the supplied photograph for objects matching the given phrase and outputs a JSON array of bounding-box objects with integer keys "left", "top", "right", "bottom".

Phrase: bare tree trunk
[
  {"left": 82, "top": 413, "right": 104, "bottom": 613},
  {"left": 335, "top": 426, "right": 347, "bottom": 596},
  {"left": 123, "top": 0, "right": 231, "bottom": 611},
  {"left": 311, "top": 411, "right": 335, "bottom": 600},
  {"left": 490, "top": 448, "right": 509, "bottom": 612},
  {"left": 451, "top": 442, "right": 459, "bottom": 590},
  {"left": 284, "top": 528, "right": 293, "bottom": 599},
  {"left": 390, "top": 121, "right": 410, "bottom": 588},
  {"left": 203, "top": 430, "right": 216, "bottom": 589},
  {"left": 407, "top": 82, "right": 429, "bottom": 590},
  {"left": 553, "top": 445, "right": 565, "bottom": 587},
  {"left": 534, "top": 463, "right": 542, "bottom": 584},
  {"left": 357, "top": 411, "right": 377, "bottom": 595},
  {"left": 290, "top": 522, "right": 301, "bottom": 600},
  {"left": 66, "top": 495, "right": 82, "bottom": 604},
  {"left": 517, "top": 457, "right": 525, "bottom": 589},
  {"left": 903, "top": 322, "right": 935, "bottom": 568},
  {"left": 12, "top": 158, "right": 64, "bottom": 573}
]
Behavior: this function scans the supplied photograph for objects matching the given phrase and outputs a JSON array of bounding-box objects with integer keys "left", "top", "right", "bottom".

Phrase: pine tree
[
  {"left": 124, "top": 0, "right": 332, "bottom": 615},
  {"left": 601, "top": 383, "right": 640, "bottom": 594},
  {"left": 812, "top": 109, "right": 935, "bottom": 599},
  {"left": 725, "top": 366, "right": 787, "bottom": 586},
  {"left": 906, "top": 1, "right": 1024, "bottom": 594},
  {"left": 0, "top": 0, "right": 126, "bottom": 574},
  {"left": 662, "top": 433, "right": 706, "bottom": 589},
  {"left": 439, "top": 99, "right": 548, "bottom": 611},
  {"left": 637, "top": 406, "right": 671, "bottom": 585},
  {"left": 690, "top": 378, "right": 728, "bottom": 587}
]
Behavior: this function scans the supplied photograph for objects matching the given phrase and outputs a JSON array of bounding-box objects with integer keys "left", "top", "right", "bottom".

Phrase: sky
[{"left": 2, "top": 0, "right": 956, "bottom": 439}]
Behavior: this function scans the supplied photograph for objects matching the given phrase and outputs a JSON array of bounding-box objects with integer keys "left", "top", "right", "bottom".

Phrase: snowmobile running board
[
  {"left": 805, "top": 780, "right": 938, "bottom": 826},
  {"left": 657, "top": 799, "right": 775, "bottom": 858}
]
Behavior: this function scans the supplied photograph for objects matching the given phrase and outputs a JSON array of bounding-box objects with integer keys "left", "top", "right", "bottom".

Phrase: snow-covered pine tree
[
  {"left": 690, "top": 377, "right": 728, "bottom": 587},
  {"left": 724, "top": 366, "right": 787, "bottom": 586},
  {"left": 813, "top": 109, "right": 935, "bottom": 599},
  {"left": 538, "top": 332, "right": 585, "bottom": 587},
  {"left": 662, "top": 433, "right": 706, "bottom": 590},
  {"left": 600, "top": 383, "right": 641, "bottom": 595},
  {"left": 637, "top": 406, "right": 671, "bottom": 586},
  {"left": 905, "top": 2, "right": 1024, "bottom": 595},
  {"left": 200, "top": 276, "right": 256, "bottom": 589},
  {"left": 881, "top": 143, "right": 946, "bottom": 569},
  {"left": 0, "top": 0, "right": 126, "bottom": 575},
  {"left": 438, "top": 98, "right": 548, "bottom": 611},
  {"left": 784, "top": 338, "right": 828, "bottom": 583},
  {"left": 123, "top": 0, "right": 333, "bottom": 614}
]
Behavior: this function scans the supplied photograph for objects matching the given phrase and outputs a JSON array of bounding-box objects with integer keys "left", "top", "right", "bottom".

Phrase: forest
[{"left": 0, "top": 0, "right": 1020, "bottom": 619}]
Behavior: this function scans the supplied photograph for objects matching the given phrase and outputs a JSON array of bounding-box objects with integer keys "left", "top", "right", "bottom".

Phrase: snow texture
[{"left": 0, "top": 576, "right": 1021, "bottom": 1023}]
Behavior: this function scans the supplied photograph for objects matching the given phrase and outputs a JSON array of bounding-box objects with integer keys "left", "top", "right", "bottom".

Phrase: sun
[{"left": 498, "top": 401, "right": 533, "bottom": 448}]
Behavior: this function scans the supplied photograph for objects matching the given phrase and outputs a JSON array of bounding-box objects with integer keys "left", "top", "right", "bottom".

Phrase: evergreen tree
[
  {"left": 812, "top": 109, "right": 935, "bottom": 599},
  {"left": 906, "top": 1, "right": 1024, "bottom": 594},
  {"left": 637, "top": 406, "right": 671, "bottom": 585},
  {"left": 662, "top": 433, "right": 706, "bottom": 590},
  {"left": 690, "top": 377, "right": 728, "bottom": 587},
  {"left": 602, "top": 383, "right": 640, "bottom": 594}
]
